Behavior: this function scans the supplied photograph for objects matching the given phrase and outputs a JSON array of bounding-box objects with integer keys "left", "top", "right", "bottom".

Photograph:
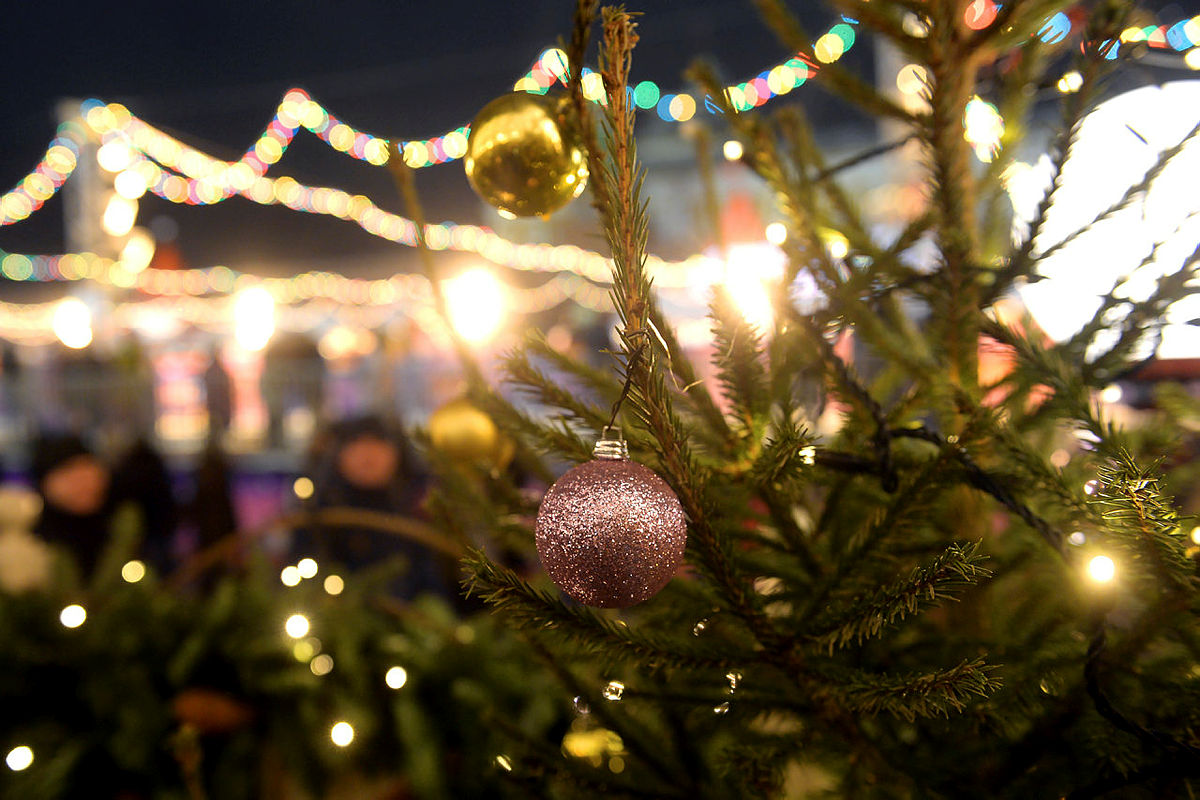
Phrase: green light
[
  {"left": 633, "top": 81, "right": 660, "bottom": 109},
  {"left": 830, "top": 23, "right": 857, "bottom": 49}
]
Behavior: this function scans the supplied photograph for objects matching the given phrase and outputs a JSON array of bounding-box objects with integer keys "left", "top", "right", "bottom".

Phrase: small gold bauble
[
  {"left": 464, "top": 92, "right": 588, "bottom": 218},
  {"left": 428, "top": 398, "right": 513, "bottom": 469}
]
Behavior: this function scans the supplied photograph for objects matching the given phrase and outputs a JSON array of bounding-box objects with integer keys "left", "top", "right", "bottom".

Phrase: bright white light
[
  {"left": 444, "top": 267, "right": 505, "bottom": 343},
  {"left": 1087, "top": 555, "right": 1116, "bottom": 583},
  {"left": 101, "top": 195, "right": 138, "bottom": 237},
  {"left": 1099, "top": 384, "right": 1123, "bottom": 404},
  {"left": 1191, "top": 526, "right": 1200, "bottom": 545},
  {"left": 385, "top": 666, "right": 408, "bottom": 689},
  {"left": 96, "top": 140, "right": 134, "bottom": 173},
  {"left": 1056, "top": 70, "right": 1083, "bottom": 94},
  {"left": 5, "top": 746, "right": 33, "bottom": 771},
  {"left": 724, "top": 243, "right": 784, "bottom": 332},
  {"left": 764, "top": 222, "right": 787, "bottom": 246},
  {"left": 1186, "top": 49, "right": 1200, "bottom": 71},
  {"left": 233, "top": 286, "right": 275, "bottom": 351},
  {"left": 963, "top": 95, "right": 1003, "bottom": 161},
  {"left": 1014, "top": 81, "right": 1200, "bottom": 359},
  {"left": 323, "top": 575, "right": 345, "bottom": 595},
  {"left": 52, "top": 298, "right": 92, "bottom": 349},
  {"left": 119, "top": 227, "right": 155, "bottom": 272},
  {"left": 284, "top": 613, "right": 310, "bottom": 639},
  {"left": 330, "top": 721, "right": 355, "bottom": 747},
  {"left": 121, "top": 560, "right": 146, "bottom": 583},
  {"left": 280, "top": 566, "right": 301, "bottom": 587},
  {"left": 59, "top": 604, "right": 86, "bottom": 628},
  {"left": 722, "top": 140, "right": 744, "bottom": 161},
  {"left": 296, "top": 558, "right": 318, "bottom": 579},
  {"left": 113, "top": 168, "right": 148, "bottom": 200}
]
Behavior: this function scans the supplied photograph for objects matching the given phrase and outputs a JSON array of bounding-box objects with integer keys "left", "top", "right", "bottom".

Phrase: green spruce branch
[
  {"left": 462, "top": 551, "right": 733, "bottom": 672},
  {"left": 809, "top": 541, "right": 992, "bottom": 653},
  {"left": 811, "top": 658, "right": 1001, "bottom": 722}
]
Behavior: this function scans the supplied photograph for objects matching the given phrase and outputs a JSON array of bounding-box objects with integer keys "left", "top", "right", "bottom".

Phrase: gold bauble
[
  {"left": 428, "top": 398, "right": 514, "bottom": 470},
  {"left": 464, "top": 92, "right": 588, "bottom": 218}
]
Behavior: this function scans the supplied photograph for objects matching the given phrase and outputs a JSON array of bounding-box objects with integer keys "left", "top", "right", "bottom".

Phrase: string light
[
  {"left": 323, "top": 575, "right": 344, "bottom": 595},
  {"left": 1086, "top": 555, "right": 1116, "bottom": 583},
  {"left": 60, "top": 604, "right": 87, "bottom": 628},
  {"left": 5, "top": 746, "right": 33, "bottom": 772},
  {"left": 280, "top": 566, "right": 302, "bottom": 587},
  {"left": 330, "top": 721, "right": 354, "bottom": 747},
  {"left": 296, "top": 558, "right": 318, "bottom": 579},
  {"left": 385, "top": 666, "right": 408, "bottom": 689},
  {"left": 121, "top": 560, "right": 147, "bottom": 583},
  {"left": 284, "top": 613, "right": 310, "bottom": 638}
]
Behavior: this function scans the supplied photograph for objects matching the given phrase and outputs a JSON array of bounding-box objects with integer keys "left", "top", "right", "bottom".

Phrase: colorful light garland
[{"left": 0, "top": 7, "right": 1195, "bottom": 341}]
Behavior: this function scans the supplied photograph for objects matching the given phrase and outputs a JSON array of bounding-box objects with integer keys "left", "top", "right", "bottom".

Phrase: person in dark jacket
[
  {"left": 109, "top": 437, "right": 179, "bottom": 573},
  {"left": 30, "top": 433, "right": 113, "bottom": 577},
  {"left": 293, "top": 415, "right": 449, "bottom": 599}
]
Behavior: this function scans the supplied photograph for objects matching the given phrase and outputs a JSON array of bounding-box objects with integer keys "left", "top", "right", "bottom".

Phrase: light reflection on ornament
[{"left": 601, "top": 680, "right": 625, "bottom": 701}]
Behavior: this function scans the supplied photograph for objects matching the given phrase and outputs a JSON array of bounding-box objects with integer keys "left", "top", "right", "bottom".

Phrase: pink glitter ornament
[{"left": 535, "top": 429, "right": 687, "bottom": 608}]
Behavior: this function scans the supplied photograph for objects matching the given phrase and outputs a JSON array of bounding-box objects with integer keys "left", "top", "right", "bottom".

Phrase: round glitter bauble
[
  {"left": 464, "top": 92, "right": 588, "bottom": 218},
  {"left": 428, "top": 398, "right": 513, "bottom": 469},
  {"left": 535, "top": 436, "right": 686, "bottom": 608}
]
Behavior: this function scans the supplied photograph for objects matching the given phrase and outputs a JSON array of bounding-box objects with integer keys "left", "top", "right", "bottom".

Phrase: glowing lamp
[
  {"left": 233, "top": 286, "right": 275, "bottom": 351},
  {"left": 444, "top": 267, "right": 505, "bottom": 343},
  {"left": 52, "top": 297, "right": 93, "bottom": 349}
]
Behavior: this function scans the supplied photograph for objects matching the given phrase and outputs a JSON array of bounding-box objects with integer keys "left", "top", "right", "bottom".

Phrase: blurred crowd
[{"left": 1, "top": 413, "right": 455, "bottom": 602}]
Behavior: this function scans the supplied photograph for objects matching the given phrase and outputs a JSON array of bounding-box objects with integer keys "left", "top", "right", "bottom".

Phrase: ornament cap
[{"left": 593, "top": 426, "right": 629, "bottom": 460}]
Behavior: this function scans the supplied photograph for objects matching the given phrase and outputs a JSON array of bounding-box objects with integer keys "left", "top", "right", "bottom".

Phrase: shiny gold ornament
[
  {"left": 464, "top": 92, "right": 588, "bottom": 218},
  {"left": 428, "top": 398, "right": 514, "bottom": 469}
]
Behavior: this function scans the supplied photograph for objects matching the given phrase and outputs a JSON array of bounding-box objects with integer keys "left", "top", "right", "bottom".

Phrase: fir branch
[
  {"left": 462, "top": 551, "right": 732, "bottom": 672},
  {"left": 592, "top": 11, "right": 774, "bottom": 648},
  {"left": 812, "top": 658, "right": 1001, "bottom": 722},
  {"left": 503, "top": 346, "right": 610, "bottom": 431},
  {"left": 477, "top": 395, "right": 594, "bottom": 464},
  {"left": 810, "top": 542, "right": 992, "bottom": 653},
  {"left": 1092, "top": 453, "right": 1195, "bottom": 591},
  {"left": 710, "top": 286, "right": 770, "bottom": 430},
  {"left": 521, "top": 329, "right": 624, "bottom": 401}
]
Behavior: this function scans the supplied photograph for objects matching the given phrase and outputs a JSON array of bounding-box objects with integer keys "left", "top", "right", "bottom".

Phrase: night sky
[{"left": 0, "top": 0, "right": 842, "bottom": 285}]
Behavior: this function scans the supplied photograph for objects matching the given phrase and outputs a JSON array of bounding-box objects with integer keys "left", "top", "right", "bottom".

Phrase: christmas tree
[{"left": 437, "top": 1, "right": 1200, "bottom": 797}]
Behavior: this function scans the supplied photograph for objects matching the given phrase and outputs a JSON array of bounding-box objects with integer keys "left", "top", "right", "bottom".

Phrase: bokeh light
[
  {"left": 1087, "top": 555, "right": 1116, "bottom": 583},
  {"left": 60, "top": 604, "right": 87, "bottom": 628},
  {"left": 5, "top": 746, "right": 33, "bottom": 772},
  {"left": 285, "top": 613, "right": 310, "bottom": 639},
  {"left": 330, "top": 721, "right": 354, "bottom": 747}
]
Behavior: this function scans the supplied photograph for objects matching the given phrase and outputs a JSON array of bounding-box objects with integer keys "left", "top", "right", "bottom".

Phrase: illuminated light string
[
  {"left": 3, "top": 11, "right": 1197, "bottom": 224},
  {"left": 0, "top": 263, "right": 626, "bottom": 344}
]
